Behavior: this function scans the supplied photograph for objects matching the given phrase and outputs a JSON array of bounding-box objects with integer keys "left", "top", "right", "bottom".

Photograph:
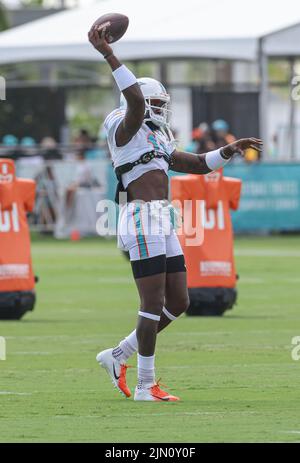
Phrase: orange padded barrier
[
  {"left": 171, "top": 169, "right": 242, "bottom": 289},
  {"left": 0, "top": 159, "right": 36, "bottom": 293}
]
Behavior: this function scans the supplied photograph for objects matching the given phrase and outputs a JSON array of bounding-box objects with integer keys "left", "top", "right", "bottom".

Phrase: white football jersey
[{"left": 104, "top": 108, "right": 176, "bottom": 189}]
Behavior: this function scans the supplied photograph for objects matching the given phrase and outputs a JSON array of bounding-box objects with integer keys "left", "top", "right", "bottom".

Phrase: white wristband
[
  {"left": 112, "top": 65, "right": 137, "bottom": 91},
  {"left": 205, "top": 148, "right": 230, "bottom": 171}
]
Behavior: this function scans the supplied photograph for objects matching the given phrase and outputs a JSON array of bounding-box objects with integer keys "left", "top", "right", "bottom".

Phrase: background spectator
[
  {"left": 18, "top": 136, "right": 43, "bottom": 167},
  {"left": 65, "top": 148, "right": 100, "bottom": 211},
  {"left": 40, "top": 137, "right": 62, "bottom": 161},
  {"left": 211, "top": 119, "right": 236, "bottom": 149},
  {"left": 1, "top": 134, "right": 21, "bottom": 160}
]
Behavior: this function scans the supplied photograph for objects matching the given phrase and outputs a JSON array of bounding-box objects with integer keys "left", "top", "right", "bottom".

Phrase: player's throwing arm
[{"left": 88, "top": 17, "right": 145, "bottom": 147}]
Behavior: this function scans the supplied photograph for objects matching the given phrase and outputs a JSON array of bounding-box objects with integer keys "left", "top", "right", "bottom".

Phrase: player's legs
[
  {"left": 158, "top": 230, "right": 190, "bottom": 331},
  {"left": 98, "top": 202, "right": 166, "bottom": 397},
  {"left": 128, "top": 247, "right": 180, "bottom": 400},
  {"left": 106, "top": 222, "right": 189, "bottom": 356},
  {"left": 160, "top": 269, "right": 190, "bottom": 331},
  {"left": 110, "top": 262, "right": 189, "bottom": 365},
  {"left": 132, "top": 258, "right": 188, "bottom": 401},
  {"left": 97, "top": 257, "right": 166, "bottom": 398},
  {"left": 97, "top": 203, "right": 183, "bottom": 400},
  {"left": 133, "top": 264, "right": 166, "bottom": 388},
  {"left": 134, "top": 269, "right": 166, "bottom": 355},
  {"left": 111, "top": 220, "right": 187, "bottom": 358}
]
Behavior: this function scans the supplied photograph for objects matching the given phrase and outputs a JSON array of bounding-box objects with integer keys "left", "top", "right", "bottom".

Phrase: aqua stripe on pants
[{"left": 133, "top": 205, "right": 148, "bottom": 259}]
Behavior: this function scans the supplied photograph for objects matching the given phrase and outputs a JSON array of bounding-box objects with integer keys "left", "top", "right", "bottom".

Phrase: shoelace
[
  {"left": 152, "top": 378, "right": 169, "bottom": 393},
  {"left": 121, "top": 363, "right": 133, "bottom": 371}
]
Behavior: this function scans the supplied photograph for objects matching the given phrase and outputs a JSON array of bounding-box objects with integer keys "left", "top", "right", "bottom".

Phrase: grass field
[{"left": 0, "top": 235, "right": 300, "bottom": 443}]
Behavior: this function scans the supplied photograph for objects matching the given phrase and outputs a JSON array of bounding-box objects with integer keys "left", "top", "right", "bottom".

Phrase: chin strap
[{"left": 145, "top": 120, "right": 160, "bottom": 131}]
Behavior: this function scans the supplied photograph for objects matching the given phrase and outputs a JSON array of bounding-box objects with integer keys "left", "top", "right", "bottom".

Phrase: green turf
[{"left": 0, "top": 235, "right": 300, "bottom": 443}]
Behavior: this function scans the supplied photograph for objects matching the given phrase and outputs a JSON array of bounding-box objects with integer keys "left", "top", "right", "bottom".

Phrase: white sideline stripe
[
  {"left": 0, "top": 391, "right": 32, "bottom": 396},
  {"left": 125, "top": 411, "right": 258, "bottom": 417},
  {"left": 7, "top": 328, "right": 292, "bottom": 341},
  {"left": 32, "top": 248, "right": 120, "bottom": 257},
  {"left": 280, "top": 431, "right": 300, "bottom": 434},
  {"left": 55, "top": 411, "right": 257, "bottom": 419},
  {"left": 235, "top": 249, "right": 300, "bottom": 257},
  {"left": 33, "top": 247, "right": 299, "bottom": 258},
  {"left": 239, "top": 277, "right": 264, "bottom": 284},
  {"left": 13, "top": 352, "right": 52, "bottom": 355},
  {"left": 37, "top": 264, "right": 126, "bottom": 270},
  {"left": 98, "top": 277, "right": 132, "bottom": 284},
  {"left": 6, "top": 333, "right": 128, "bottom": 341},
  {"left": 98, "top": 275, "right": 300, "bottom": 285},
  {"left": 240, "top": 277, "right": 300, "bottom": 284}
]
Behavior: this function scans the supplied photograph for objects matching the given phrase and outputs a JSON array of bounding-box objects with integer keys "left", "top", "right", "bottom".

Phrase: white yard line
[
  {"left": 235, "top": 249, "right": 300, "bottom": 257},
  {"left": 280, "top": 431, "right": 300, "bottom": 434},
  {"left": 98, "top": 277, "right": 133, "bottom": 284},
  {"left": 54, "top": 411, "right": 257, "bottom": 419},
  {"left": 13, "top": 352, "right": 52, "bottom": 355}
]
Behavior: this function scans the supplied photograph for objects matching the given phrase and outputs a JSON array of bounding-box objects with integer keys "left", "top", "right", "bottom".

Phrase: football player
[{"left": 88, "top": 25, "right": 262, "bottom": 401}]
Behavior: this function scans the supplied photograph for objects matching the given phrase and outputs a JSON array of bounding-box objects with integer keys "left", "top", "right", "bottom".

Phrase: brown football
[{"left": 92, "top": 13, "right": 129, "bottom": 44}]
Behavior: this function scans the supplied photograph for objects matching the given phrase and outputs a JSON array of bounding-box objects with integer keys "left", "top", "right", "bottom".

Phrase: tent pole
[
  {"left": 159, "top": 60, "right": 168, "bottom": 88},
  {"left": 289, "top": 57, "right": 296, "bottom": 160},
  {"left": 258, "top": 37, "right": 268, "bottom": 158}
]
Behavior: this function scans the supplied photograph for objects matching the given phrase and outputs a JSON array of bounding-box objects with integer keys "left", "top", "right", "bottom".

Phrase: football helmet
[{"left": 120, "top": 77, "right": 171, "bottom": 128}]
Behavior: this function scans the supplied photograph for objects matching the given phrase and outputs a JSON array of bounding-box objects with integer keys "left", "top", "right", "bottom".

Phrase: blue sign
[{"left": 224, "top": 163, "right": 300, "bottom": 232}]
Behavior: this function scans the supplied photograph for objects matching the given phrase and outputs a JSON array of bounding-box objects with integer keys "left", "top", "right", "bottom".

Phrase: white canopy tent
[
  {"left": 260, "top": 22, "right": 300, "bottom": 158},
  {"left": 0, "top": 0, "right": 300, "bottom": 64},
  {"left": 0, "top": 0, "right": 300, "bottom": 156}
]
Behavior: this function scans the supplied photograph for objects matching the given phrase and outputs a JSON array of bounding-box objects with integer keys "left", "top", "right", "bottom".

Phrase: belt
[{"left": 114, "top": 151, "right": 173, "bottom": 181}]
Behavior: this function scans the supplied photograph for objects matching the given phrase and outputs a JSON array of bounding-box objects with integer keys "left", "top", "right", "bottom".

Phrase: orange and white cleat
[
  {"left": 134, "top": 379, "right": 180, "bottom": 402},
  {"left": 96, "top": 348, "right": 131, "bottom": 398}
]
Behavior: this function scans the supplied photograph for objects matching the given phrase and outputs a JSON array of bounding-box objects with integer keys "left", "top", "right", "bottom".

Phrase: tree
[
  {"left": 21, "top": 1, "right": 68, "bottom": 6},
  {"left": 0, "top": 2, "right": 9, "bottom": 31},
  {"left": 21, "top": 1, "right": 48, "bottom": 6}
]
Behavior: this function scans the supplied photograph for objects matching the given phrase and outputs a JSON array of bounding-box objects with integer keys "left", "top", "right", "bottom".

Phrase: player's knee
[
  {"left": 178, "top": 294, "right": 190, "bottom": 314},
  {"left": 168, "top": 294, "right": 190, "bottom": 316},
  {"left": 141, "top": 301, "right": 164, "bottom": 317},
  {"left": 137, "top": 309, "right": 162, "bottom": 338},
  {"left": 140, "top": 292, "right": 164, "bottom": 315},
  {"left": 183, "top": 293, "right": 190, "bottom": 312}
]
